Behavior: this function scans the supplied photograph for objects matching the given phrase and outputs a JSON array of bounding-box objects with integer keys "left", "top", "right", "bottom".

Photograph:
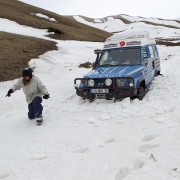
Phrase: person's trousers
[{"left": 28, "top": 97, "right": 43, "bottom": 120}]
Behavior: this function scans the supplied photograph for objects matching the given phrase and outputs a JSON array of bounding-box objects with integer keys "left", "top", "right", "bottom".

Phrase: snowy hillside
[
  {"left": 1, "top": 14, "right": 180, "bottom": 180},
  {"left": 74, "top": 15, "right": 180, "bottom": 42}
]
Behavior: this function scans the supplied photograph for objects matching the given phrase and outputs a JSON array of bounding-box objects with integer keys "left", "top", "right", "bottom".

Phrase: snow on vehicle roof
[
  {"left": 107, "top": 31, "right": 149, "bottom": 40},
  {"left": 104, "top": 31, "right": 156, "bottom": 49}
]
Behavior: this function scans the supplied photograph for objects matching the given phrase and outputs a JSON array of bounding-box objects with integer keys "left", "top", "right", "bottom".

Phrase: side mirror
[
  {"left": 94, "top": 49, "right": 102, "bottom": 54},
  {"left": 144, "top": 58, "right": 148, "bottom": 66},
  {"left": 93, "top": 49, "right": 102, "bottom": 69}
]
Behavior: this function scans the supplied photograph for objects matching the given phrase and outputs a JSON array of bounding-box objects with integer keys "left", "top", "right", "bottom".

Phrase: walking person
[{"left": 6, "top": 67, "right": 50, "bottom": 125}]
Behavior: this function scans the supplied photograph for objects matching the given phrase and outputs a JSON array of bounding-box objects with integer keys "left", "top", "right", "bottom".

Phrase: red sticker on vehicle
[{"left": 119, "top": 41, "right": 125, "bottom": 46}]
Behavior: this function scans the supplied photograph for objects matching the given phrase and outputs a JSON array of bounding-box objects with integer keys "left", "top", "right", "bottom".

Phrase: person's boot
[{"left": 36, "top": 117, "right": 43, "bottom": 125}]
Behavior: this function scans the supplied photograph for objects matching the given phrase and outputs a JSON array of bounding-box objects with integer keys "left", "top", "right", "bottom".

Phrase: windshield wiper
[{"left": 98, "top": 63, "right": 114, "bottom": 67}]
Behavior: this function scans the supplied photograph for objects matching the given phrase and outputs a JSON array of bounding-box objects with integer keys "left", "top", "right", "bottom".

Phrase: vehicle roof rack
[{"left": 107, "top": 31, "right": 149, "bottom": 41}]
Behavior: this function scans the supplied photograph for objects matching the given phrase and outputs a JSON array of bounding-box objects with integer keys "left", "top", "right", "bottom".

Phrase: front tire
[{"left": 137, "top": 86, "right": 145, "bottom": 100}]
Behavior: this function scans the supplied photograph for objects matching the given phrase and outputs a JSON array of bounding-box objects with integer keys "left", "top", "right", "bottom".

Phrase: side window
[
  {"left": 148, "top": 46, "right": 155, "bottom": 58},
  {"left": 142, "top": 47, "right": 148, "bottom": 59},
  {"left": 152, "top": 45, "right": 158, "bottom": 57}
]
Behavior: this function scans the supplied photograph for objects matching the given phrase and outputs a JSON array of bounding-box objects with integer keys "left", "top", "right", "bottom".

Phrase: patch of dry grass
[
  {"left": 0, "top": 32, "right": 57, "bottom": 81},
  {"left": 79, "top": 62, "right": 93, "bottom": 68}
]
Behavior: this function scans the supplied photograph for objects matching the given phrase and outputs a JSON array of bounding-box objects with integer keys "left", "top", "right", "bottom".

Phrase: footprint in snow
[
  {"left": 115, "top": 167, "right": 129, "bottom": 180},
  {"left": 156, "top": 117, "right": 166, "bottom": 123},
  {"left": 133, "top": 157, "right": 146, "bottom": 170},
  {"left": 88, "top": 117, "right": 96, "bottom": 124},
  {"left": 88, "top": 117, "right": 99, "bottom": 127},
  {"left": 142, "top": 134, "right": 158, "bottom": 142},
  {"left": 0, "top": 170, "right": 12, "bottom": 179},
  {"left": 100, "top": 138, "right": 116, "bottom": 148},
  {"left": 138, "top": 144, "right": 160, "bottom": 152},
  {"left": 73, "top": 147, "right": 89, "bottom": 153},
  {"left": 100, "top": 114, "right": 110, "bottom": 121},
  {"left": 168, "top": 106, "right": 176, "bottom": 112},
  {"left": 104, "top": 138, "right": 116, "bottom": 144},
  {"left": 115, "top": 157, "right": 145, "bottom": 180},
  {"left": 6, "top": 114, "right": 12, "bottom": 118},
  {"left": 30, "top": 155, "right": 48, "bottom": 160}
]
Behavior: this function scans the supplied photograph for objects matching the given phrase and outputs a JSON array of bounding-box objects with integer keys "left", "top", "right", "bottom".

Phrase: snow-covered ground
[
  {"left": 0, "top": 18, "right": 50, "bottom": 40},
  {"left": 0, "top": 15, "right": 180, "bottom": 180}
]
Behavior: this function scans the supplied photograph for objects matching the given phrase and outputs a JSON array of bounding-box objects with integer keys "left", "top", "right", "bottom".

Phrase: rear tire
[
  {"left": 157, "top": 70, "right": 161, "bottom": 76},
  {"left": 155, "top": 70, "right": 161, "bottom": 76}
]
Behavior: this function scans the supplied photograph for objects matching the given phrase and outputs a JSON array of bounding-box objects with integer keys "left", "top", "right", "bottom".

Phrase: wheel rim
[{"left": 137, "top": 86, "right": 145, "bottom": 100}]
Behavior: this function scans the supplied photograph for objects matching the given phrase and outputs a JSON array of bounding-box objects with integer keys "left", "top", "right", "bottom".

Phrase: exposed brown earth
[
  {"left": 0, "top": 32, "right": 57, "bottom": 81},
  {"left": 79, "top": 62, "right": 93, "bottom": 69},
  {"left": 156, "top": 40, "right": 180, "bottom": 46},
  {"left": 0, "top": 0, "right": 111, "bottom": 81}
]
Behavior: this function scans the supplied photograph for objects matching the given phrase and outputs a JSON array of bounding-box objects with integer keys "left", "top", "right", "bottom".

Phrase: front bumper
[{"left": 74, "top": 78, "right": 137, "bottom": 100}]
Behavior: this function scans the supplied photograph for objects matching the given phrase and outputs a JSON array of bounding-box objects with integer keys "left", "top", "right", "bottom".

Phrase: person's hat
[{"left": 22, "top": 68, "right": 32, "bottom": 77}]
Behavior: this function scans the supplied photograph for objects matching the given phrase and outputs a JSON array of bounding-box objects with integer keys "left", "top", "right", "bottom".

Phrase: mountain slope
[
  {"left": 0, "top": 0, "right": 111, "bottom": 42},
  {"left": 73, "top": 14, "right": 180, "bottom": 46},
  {"left": 0, "top": 0, "right": 111, "bottom": 81}
]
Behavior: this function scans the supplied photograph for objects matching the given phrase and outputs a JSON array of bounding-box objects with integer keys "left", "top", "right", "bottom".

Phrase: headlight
[
  {"left": 88, "top": 79, "right": 94, "bottom": 87},
  {"left": 128, "top": 78, "right": 134, "bottom": 87},
  {"left": 80, "top": 79, "right": 87, "bottom": 87},
  {"left": 105, "top": 78, "right": 112, "bottom": 86},
  {"left": 116, "top": 79, "right": 125, "bottom": 86}
]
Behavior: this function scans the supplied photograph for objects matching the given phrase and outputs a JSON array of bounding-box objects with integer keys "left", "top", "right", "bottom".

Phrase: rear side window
[
  {"left": 148, "top": 46, "right": 155, "bottom": 58},
  {"left": 152, "top": 45, "right": 159, "bottom": 57}
]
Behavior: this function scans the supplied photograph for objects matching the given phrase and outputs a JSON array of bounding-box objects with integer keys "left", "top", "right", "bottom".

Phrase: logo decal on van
[
  {"left": 126, "top": 41, "right": 141, "bottom": 46},
  {"left": 104, "top": 43, "right": 118, "bottom": 48},
  {"left": 119, "top": 41, "right": 125, "bottom": 47}
]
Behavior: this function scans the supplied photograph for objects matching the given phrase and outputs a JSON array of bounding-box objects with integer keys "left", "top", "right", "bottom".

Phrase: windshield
[{"left": 98, "top": 48, "right": 141, "bottom": 66}]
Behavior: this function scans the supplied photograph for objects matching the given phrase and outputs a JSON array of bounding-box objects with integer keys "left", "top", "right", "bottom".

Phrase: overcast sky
[{"left": 20, "top": 0, "right": 180, "bottom": 19}]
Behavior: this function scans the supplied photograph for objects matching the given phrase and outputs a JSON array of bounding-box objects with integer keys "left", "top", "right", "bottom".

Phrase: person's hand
[
  {"left": 43, "top": 94, "right": 50, "bottom": 99},
  {"left": 6, "top": 89, "right": 13, "bottom": 97}
]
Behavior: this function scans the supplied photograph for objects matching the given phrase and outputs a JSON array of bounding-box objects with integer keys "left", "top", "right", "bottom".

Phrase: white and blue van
[{"left": 74, "top": 33, "right": 160, "bottom": 101}]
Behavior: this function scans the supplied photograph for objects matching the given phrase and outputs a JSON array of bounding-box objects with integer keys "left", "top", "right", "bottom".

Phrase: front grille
[
  {"left": 93, "top": 79, "right": 112, "bottom": 88},
  {"left": 96, "top": 80, "right": 105, "bottom": 87}
]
